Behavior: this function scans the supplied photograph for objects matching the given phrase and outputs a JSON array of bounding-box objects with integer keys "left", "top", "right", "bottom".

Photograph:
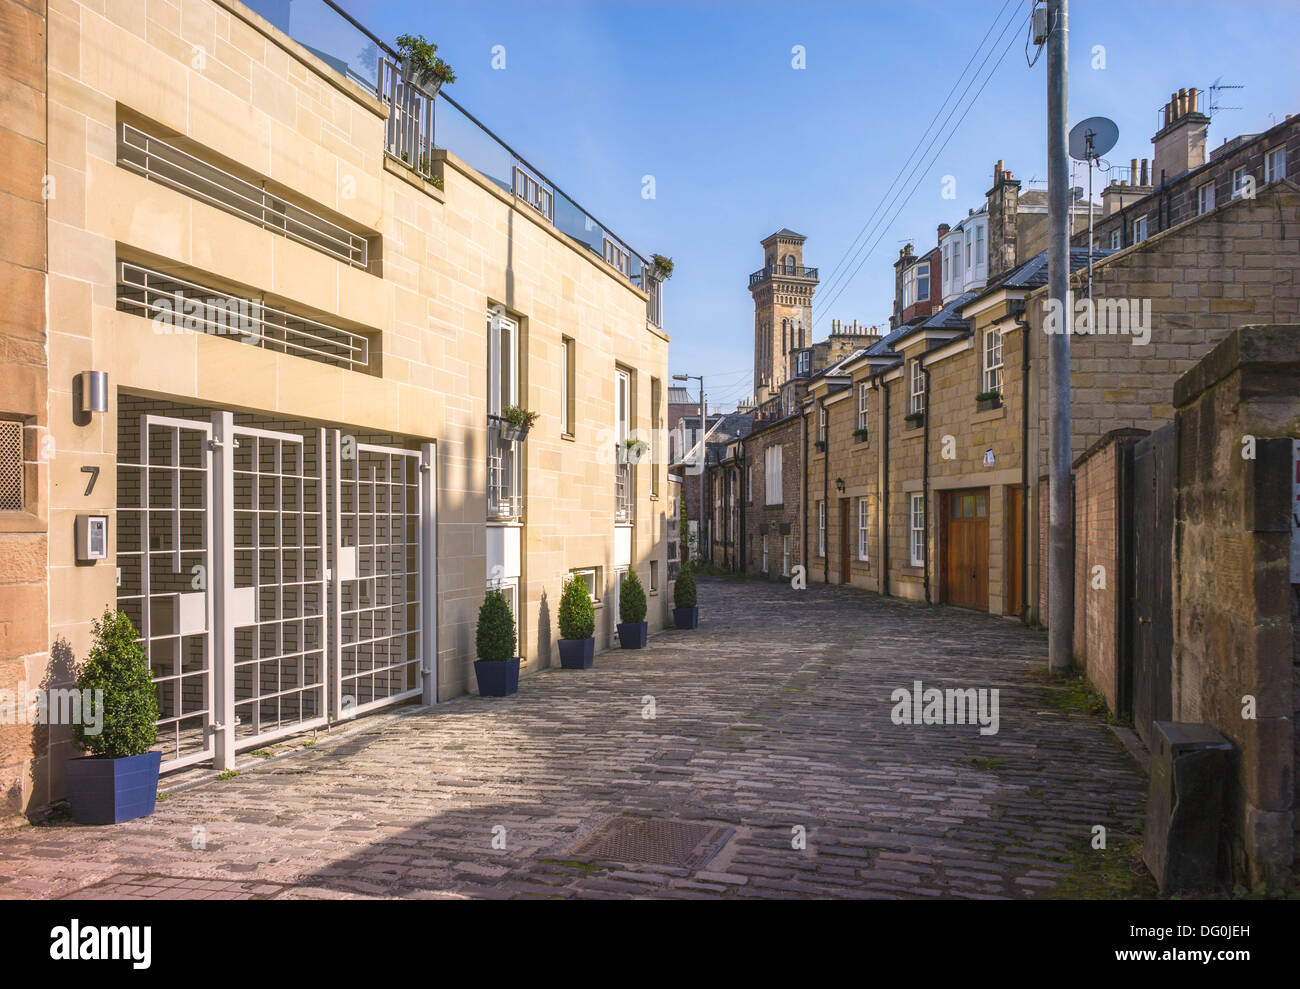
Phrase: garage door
[{"left": 943, "top": 488, "right": 989, "bottom": 611}]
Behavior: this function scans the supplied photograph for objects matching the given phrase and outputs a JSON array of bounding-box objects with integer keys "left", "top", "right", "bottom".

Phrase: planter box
[
  {"left": 65, "top": 751, "right": 162, "bottom": 825},
  {"left": 496, "top": 421, "right": 531, "bottom": 443},
  {"left": 904, "top": 415, "right": 925, "bottom": 431},
  {"left": 400, "top": 60, "right": 445, "bottom": 100},
  {"left": 976, "top": 396, "right": 1003, "bottom": 412},
  {"left": 673, "top": 606, "right": 699, "bottom": 629},
  {"left": 617, "top": 621, "right": 648, "bottom": 649},
  {"left": 474, "top": 657, "right": 521, "bottom": 697},
  {"left": 558, "top": 637, "right": 595, "bottom": 669}
]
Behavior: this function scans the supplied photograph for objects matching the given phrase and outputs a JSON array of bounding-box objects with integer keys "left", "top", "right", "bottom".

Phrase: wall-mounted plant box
[
  {"left": 904, "top": 412, "right": 925, "bottom": 430},
  {"left": 976, "top": 392, "right": 1002, "bottom": 413}
]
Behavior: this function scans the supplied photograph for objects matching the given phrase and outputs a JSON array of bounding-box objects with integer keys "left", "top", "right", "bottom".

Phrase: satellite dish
[{"left": 1069, "top": 116, "right": 1119, "bottom": 161}]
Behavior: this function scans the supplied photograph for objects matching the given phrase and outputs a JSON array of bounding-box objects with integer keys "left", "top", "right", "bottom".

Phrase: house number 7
[{"left": 81, "top": 465, "right": 99, "bottom": 496}]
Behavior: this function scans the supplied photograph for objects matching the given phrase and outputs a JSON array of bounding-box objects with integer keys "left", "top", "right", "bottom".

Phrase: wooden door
[
  {"left": 1006, "top": 485, "right": 1024, "bottom": 616},
  {"left": 943, "top": 488, "right": 989, "bottom": 610},
  {"left": 839, "top": 498, "right": 852, "bottom": 584}
]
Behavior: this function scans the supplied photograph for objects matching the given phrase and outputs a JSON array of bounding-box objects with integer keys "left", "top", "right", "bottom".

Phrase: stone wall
[
  {"left": 0, "top": 0, "right": 49, "bottom": 823},
  {"left": 1170, "top": 323, "right": 1299, "bottom": 888}
]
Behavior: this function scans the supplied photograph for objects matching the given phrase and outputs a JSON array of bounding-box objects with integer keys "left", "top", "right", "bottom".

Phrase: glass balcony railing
[{"left": 242, "top": 0, "right": 660, "bottom": 324}]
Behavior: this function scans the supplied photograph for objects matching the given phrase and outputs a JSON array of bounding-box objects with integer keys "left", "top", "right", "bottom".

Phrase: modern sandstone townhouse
[{"left": 1, "top": 0, "right": 671, "bottom": 818}]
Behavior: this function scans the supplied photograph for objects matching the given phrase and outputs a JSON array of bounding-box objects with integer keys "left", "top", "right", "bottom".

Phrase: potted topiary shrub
[
  {"left": 650, "top": 254, "right": 674, "bottom": 281},
  {"left": 396, "top": 34, "right": 456, "bottom": 99},
  {"left": 473, "top": 590, "right": 520, "bottom": 696},
  {"left": 557, "top": 573, "right": 596, "bottom": 669},
  {"left": 617, "top": 570, "right": 648, "bottom": 648},
  {"left": 673, "top": 561, "right": 699, "bottom": 629},
  {"left": 495, "top": 405, "right": 539, "bottom": 443},
  {"left": 65, "top": 609, "right": 162, "bottom": 825}
]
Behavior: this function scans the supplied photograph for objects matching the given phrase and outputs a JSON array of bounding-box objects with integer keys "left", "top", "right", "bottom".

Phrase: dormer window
[{"left": 903, "top": 261, "right": 930, "bottom": 307}]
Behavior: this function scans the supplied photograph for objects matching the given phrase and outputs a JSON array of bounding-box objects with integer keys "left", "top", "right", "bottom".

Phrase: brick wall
[{"left": 0, "top": 0, "right": 48, "bottom": 822}]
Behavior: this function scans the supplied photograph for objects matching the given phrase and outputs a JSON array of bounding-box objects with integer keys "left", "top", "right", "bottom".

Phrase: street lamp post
[{"left": 673, "top": 372, "right": 704, "bottom": 564}]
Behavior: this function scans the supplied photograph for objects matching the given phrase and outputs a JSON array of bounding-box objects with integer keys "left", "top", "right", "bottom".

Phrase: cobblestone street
[{"left": 0, "top": 578, "right": 1150, "bottom": 900}]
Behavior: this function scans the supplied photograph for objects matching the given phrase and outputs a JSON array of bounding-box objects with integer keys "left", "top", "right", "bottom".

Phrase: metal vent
[
  {"left": 568, "top": 817, "right": 734, "bottom": 870},
  {"left": 0, "top": 420, "right": 23, "bottom": 511}
]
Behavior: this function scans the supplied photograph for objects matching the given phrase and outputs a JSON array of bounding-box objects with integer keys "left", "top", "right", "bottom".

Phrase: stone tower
[{"left": 749, "top": 229, "right": 818, "bottom": 403}]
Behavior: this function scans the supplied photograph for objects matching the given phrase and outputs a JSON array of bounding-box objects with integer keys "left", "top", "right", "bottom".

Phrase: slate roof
[{"left": 994, "top": 246, "right": 1113, "bottom": 290}]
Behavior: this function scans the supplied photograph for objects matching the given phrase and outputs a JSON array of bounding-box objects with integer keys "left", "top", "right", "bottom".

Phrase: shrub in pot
[
  {"left": 557, "top": 573, "right": 596, "bottom": 669},
  {"left": 396, "top": 33, "right": 456, "bottom": 99},
  {"left": 497, "top": 405, "right": 539, "bottom": 443},
  {"left": 473, "top": 590, "right": 520, "bottom": 696},
  {"left": 673, "top": 562, "right": 699, "bottom": 629},
  {"left": 65, "top": 609, "right": 162, "bottom": 825},
  {"left": 617, "top": 570, "right": 648, "bottom": 649}
]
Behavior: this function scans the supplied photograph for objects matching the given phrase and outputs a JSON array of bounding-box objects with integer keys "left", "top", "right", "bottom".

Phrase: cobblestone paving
[{"left": 0, "top": 578, "right": 1147, "bottom": 899}]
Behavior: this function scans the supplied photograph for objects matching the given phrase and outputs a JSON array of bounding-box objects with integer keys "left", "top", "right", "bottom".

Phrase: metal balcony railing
[
  {"left": 488, "top": 428, "right": 522, "bottom": 520},
  {"left": 117, "top": 123, "right": 369, "bottom": 269},
  {"left": 615, "top": 461, "right": 633, "bottom": 522},
  {"left": 749, "top": 264, "right": 819, "bottom": 286},
  {"left": 116, "top": 261, "right": 372, "bottom": 373}
]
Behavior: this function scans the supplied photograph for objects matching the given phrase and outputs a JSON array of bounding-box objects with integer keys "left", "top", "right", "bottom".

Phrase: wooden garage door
[{"left": 944, "top": 488, "right": 989, "bottom": 611}]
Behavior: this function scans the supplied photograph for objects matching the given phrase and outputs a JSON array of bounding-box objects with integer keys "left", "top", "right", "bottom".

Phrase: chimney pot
[{"left": 1189, "top": 88, "right": 1199, "bottom": 113}]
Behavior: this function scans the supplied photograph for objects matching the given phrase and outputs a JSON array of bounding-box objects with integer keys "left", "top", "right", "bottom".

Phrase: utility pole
[{"left": 1046, "top": 0, "right": 1073, "bottom": 673}]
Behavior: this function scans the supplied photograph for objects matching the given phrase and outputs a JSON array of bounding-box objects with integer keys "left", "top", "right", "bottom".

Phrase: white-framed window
[
  {"left": 781, "top": 535, "right": 790, "bottom": 576},
  {"left": 1110, "top": 229, "right": 1121, "bottom": 250},
  {"left": 909, "top": 359, "right": 925, "bottom": 415},
  {"left": 952, "top": 235, "right": 962, "bottom": 279},
  {"left": 488, "top": 576, "right": 520, "bottom": 645},
  {"left": 817, "top": 405, "right": 827, "bottom": 443},
  {"left": 817, "top": 501, "right": 826, "bottom": 557},
  {"left": 975, "top": 224, "right": 985, "bottom": 266},
  {"left": 1232, "top": 166, "right": 1249, "bottom": 199},
  {"left": 857, "top": 382, "right": 869, "bottom": 433},
  {"left": 488, "top": 309, "right": 518, "bottom": 416},
  {"left": 650, "top": 560, "right": 659, "bottom": 593},
  {"left": 1264, "top": 146, "right": 1286, "bottom": 184},
  {"left": 903, "top": 261, "right": 931, "bottom": 307},
  {"left": 982, "top": 328, "right": 1003, "bottom": 395},
  {"left": 857, "top": 498, "right": 869, "bottom": 561},
  {"left": 942, "top": 244, "right": 950, "bottom": 286},
  {"left": 488, "top": 309, "right": 521, "bottom": 519},
  {"left": 797, "top": 351, "right": 810, "bottom": 376},
  {"left": 965, "top": 228, "right": 973, "bottom": 268},
  {"left": 761, "top": 534, "right": 769, "bottom": 573},
  {"left": 764, "top": 444, "right": 783, "bottom": 505},
  {"left": 1196, "top": 180, "right": 1216, "bottom": 215},
  {"left": 1132, "top": 216, "right": 1148, "bottom": 243},
  {"left": 909, "top": 493, "right": 925, "bottom": 567},
  {"left": 572, "top": 567, "right": 599, "bottom": 602}
]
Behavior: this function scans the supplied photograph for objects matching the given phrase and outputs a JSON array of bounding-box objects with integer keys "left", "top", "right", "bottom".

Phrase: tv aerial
[{"left": 1069, "top": 116, "right": 1119, "bottom": 297}]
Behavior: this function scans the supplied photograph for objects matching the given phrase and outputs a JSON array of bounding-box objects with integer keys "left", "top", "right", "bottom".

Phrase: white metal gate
[
  {"left": 118, "top": 409, "right": 436, "bottom": 772},
  {"left": 116, "top": 415, "right": 216, "bottom": 770}
]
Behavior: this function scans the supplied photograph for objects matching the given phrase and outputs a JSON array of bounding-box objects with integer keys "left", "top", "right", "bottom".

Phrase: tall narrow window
[
  {"left": 0, "top": 419, "right": 23, "bottom": 511},
  {"left": 781, "top": 536, "right": 791, "bottom": 577},
  {"left": 1132, "top": 216, "right": 1148, "bottom": 243},
  {"left": 764, "top": 444, "right": 783, "bottom": 505},
  {"left": 1196, "top": 180, "right": 1216, "bottom": 215},
  {"left": 561, "top": 336, "right": 575, "bottom": 435},
  {"left": 818, "top": 501, "right": 826, "bottom": 557},
  {"left": 857, "top": 383, "right": 869, "bottom": 434},
  {"left": 1264, "top": 146, "right": 1286, "bottom": 184},
  {"left": 982, "top": 328, "right": 1003, "bottom": 395},
  {"left": 488, "top": 309, "right": 521, "bottom": 519},
  {"left": 915, "top": 261, "right": 930, "bottom": 302},
  {"left": 818, "top": 405, "right": 827, "bottom": 442},
  {"left": 975, "top": 224, "right": 985, "bottom": 266},
  {"left": 858, "top": 498, "right": 869, "bottom": 561},
  {"left": 1232, "top": 166, "right": 1249, "bottom": 199},
  {"left": 650, "top": 376, "right": 661, "bottom": 496},
  {"left": 909, "top": 494, "right": 925, "bottom": 567},
  {"left": 909, "top": 359, "right": 925, "bottom": 415},
  {"left": 615, "top": 367, "right": 632, "bottom": 521}
]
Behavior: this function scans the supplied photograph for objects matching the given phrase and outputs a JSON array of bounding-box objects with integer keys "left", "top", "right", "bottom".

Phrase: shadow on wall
[{"left": 535, "top": 589, "right": 551, "bottom": 668}]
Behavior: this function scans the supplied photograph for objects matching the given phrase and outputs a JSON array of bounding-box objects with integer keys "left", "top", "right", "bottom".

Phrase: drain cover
[{"left": 569, "top": 817, "right": 734, "bottom": 869}]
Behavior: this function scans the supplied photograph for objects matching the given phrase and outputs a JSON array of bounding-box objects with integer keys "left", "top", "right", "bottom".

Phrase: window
[
  {"left": 761, "top": 534, "right": 769, "bottom": 573},
  {"left": 797, "top": 351, "right": 811, "bottom": 376},
  {"left": 650, "top": 560, "right": 659, "bottom": 593},
  {"left": 909, "top": 359, "right": 925, "bottom": 415},
  {"left": 1110, "top": 229, "right": 1121, "bottom": 250},
  {"left": 952, "top": 236, "right": 962, "bottom": 278},
  {"left": 1196, "top": 180, "right": 1216, "bottom": 215},
  {"left": 857, "top": 498, "right": 869, "bottom": 561},
  {"left": 781, "top": 536, "right": 791, "bottom": 577},
  {"left": 942, "top": 245, "right": 950, "bottom": 286},
  {"left": 1132, "top": 216, "right": 1148, "bottom": 243},
  {"left": 857, "top": 383, "right": 869, "bottom": 433},
  {"left": 572, "top": 568, "right": 599, "bottom": 602},
  {"left": 903, "top": 262, "right": 930, "bottom": 307},
  {"left": 488, "top": 577, "right": 520, "bottom": 644},
  {"left": 1232, "top": 166, "right": 1249, "bottom": 199},
  {"left": 561, "top": 336, "right": 575, "bottom": 435},
  {"left": 488, "top": 309, "right": 521, "bottom": 519},
  {"left": 650, "top": 377, "right": 661, "bottom": 496},
  {"left": 0, "top": 419, "right": 23, "bottom": 511},
  {"left": 909, "top": 494, "right": 925, "bottom": 567},
  {"left": 1265, "top": 146, "right": 1286, "bottom": 184},
  {"left": 817, "top": 405, "right": 827, "bottom": 443},
  {"left": 764, "top": 445, "right": 783, "bottom": 505},
  {"left": 982, "top": 328, "right": 1003, "bottom": 395},
  {"left": 975, "top": 224, "right": 985, "bottom": 266},
  {"left": 615, "top": 368, "right": 632, "bottom": 520},
  {"left": 747, "top": 463, "right": 754, "bottom": 503},
  {"left": 817, "top": 501, "right": 826, "bottom": 557},
  {"left": 965, "top": 228, "right": 972, "bottom": 268}
]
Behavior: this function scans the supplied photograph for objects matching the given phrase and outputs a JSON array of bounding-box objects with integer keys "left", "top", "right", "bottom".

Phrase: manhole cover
[{"left": 569, "top": 817, "right": 734, "bottom": 869}]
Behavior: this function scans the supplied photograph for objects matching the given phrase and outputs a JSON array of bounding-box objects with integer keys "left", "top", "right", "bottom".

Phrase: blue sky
[{"left": 323, "top": 0, "right": 1298, "bottom": 410}]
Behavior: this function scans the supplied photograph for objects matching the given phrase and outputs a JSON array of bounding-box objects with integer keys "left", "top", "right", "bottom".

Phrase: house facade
[{"left": 1, "top": 0, "right": 670, "bottom": 820}]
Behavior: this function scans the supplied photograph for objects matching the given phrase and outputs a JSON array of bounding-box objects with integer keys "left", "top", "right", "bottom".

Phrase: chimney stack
[{"left": 1153, "top": 84, "right": 1209, "bottom": 181}]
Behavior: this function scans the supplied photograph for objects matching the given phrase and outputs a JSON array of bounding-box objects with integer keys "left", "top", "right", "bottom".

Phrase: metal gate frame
[{"left": 120, "top": 410, "right": 436, "bottom": 773}]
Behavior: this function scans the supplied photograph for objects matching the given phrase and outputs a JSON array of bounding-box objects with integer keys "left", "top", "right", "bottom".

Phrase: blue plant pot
[
  {"left": 673, "top": 606, "right": 700, "bottom": 630},
  {"left": 617, "top": 621, "right": 648, "bottom": 649},
  {"left": 64, "top": 751, "right": 162, "bottom": 825},
  {"left": 474, "top": 657, "right": 520, "bottom": 697},
  {"left": 558, "top": 637, "right": 595, "bottom": 669}
]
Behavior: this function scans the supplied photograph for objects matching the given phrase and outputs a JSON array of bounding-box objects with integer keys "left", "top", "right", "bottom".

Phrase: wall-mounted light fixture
[
  {"left": 78, "top": 370, "right": 108, "bottom": 415},
  {"left": 835, "top": 477, "right": 845, "bottom": 493}
]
